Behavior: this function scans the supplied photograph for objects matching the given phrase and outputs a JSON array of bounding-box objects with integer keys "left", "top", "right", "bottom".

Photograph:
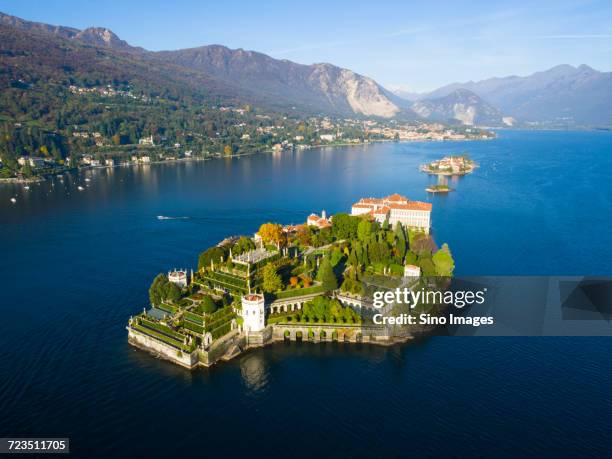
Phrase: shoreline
[
  {"left": 128, "top": 323, "right": 414, "bottom": 370},
  {"left": 0, "top": 134, "right": 494, "bottom": 186}
]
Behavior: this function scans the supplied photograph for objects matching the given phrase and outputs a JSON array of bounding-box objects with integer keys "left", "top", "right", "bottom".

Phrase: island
[
  {"left": 127, "top": 194, "right": 455, "bottom": 369},
  {"left": 426, "top": 184, "right": 453, "bottom": 193},
  {"left": 420, "top": 154, "right": 477, "bottom": 176}
]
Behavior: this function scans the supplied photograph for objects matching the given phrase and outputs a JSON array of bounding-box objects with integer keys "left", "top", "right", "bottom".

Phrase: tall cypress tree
[{"left": 317, "top": 258, "right": 338, "bottom": 291}]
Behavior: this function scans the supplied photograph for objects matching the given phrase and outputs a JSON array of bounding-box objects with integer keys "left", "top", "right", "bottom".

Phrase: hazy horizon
[{"left": 1, "top": 0, "right": 611, "bottom": 92}]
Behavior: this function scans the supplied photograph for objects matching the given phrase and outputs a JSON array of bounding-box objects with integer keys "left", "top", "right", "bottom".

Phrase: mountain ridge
[
  {"left": 0, "top": 11, "right": 404, "bottom": 118},
  {"left": 2, "top": 11, "right": 611, "bottom": 126},
  {"left": 393, "top": 64, "right": 612, "bottom": 126},
  {"left": 410, "top": 88, "right": 508, "bottom": 126}
]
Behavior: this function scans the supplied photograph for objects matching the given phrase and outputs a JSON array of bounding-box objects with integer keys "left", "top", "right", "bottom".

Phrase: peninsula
[{"left": 127, "top": 194, "right": 455, "bottom": 369}]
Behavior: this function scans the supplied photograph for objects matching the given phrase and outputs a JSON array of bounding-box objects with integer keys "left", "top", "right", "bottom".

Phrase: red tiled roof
[
  {"left": 389, "top": 202, "right": 432, "bottom": 211},
  {"left": 385, "top": 193, "right": 408, "bottom": 202},
  {"left": 244, "top": 294, "right": 263, "bottom": 301},
  {"left": 360, "top": 198, "right": 383, "bottom": 204},
  {"left": 373, "top": 206, "right": 390, "bottom": 214},
  {"left": 353, "top": 195, "right": 431, "bottom": 212}
]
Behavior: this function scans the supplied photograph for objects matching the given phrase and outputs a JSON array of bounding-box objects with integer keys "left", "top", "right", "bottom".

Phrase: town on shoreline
[
  {"left": 1, "top": 115, "right": 493, "bottom": 184},
  {"left": 127, "top": 194, "right": 455, "bottom": 369}
]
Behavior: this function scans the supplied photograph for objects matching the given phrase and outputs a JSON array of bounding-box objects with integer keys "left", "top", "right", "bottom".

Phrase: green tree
[
  {"left": 198, "top": 246, "right": 226, "bottom": 270},
  {"left": 432, "top": 243, "right": 455, "bottom": 276},
  {"left": 149, "top": 273, "right": 167, "bottom": 306},
  {"left": 357, "top": 219, "right": 372, "bottom": 241},
  {"left": 232, "top": 236, "right": 256, "bottom": 255},
  {"left": 395, "top": 223, "right": 407, "bottom": 262},
  {"left": 419, "top": 258, "right": 437, "bottom": 277},
  {"left": 164, "top": 282, "right": 182, "bottom": 302},
  {"left": 317, "top": 258, "right": 338, "bottom": 291},
  {"left": 330, "top": 247, "right": 344, "bottom": 267},
  {"left": 262, "top": 264, "right": 283, "bottom": 293},
  {"left": 148, "top": 273, "right": 182, "bottom": 305},
  {"left": 200, "top": 295, "right": 217, "bottom": 314},
  {"left": 331, "top": 213, "right": 360, "bottom": 239},
  {"left": 348, "top": 248, "right": 358, "bottom": 267},
  {"left": 405, "top": 250, "right": 418, "bottom": 265}
]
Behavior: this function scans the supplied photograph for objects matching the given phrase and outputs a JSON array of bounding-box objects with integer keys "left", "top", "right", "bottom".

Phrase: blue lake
[{"left": 1, "top": 130, "right": 611, "bottom": 457}]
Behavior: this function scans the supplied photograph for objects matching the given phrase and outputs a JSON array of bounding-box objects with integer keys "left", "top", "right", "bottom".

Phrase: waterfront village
[
  {"left": 1, "top": 109, "right": 493, "bottom": 183},
  {"left": 127, "top": 194, "right": 455, "bottom": 369}
]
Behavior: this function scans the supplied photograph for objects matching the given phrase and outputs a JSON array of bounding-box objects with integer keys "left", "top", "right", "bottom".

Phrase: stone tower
[{"left": 241, "top": 293, "right": 265, "bottom": 333}]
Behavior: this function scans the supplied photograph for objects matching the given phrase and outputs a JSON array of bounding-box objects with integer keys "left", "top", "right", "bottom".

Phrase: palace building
[{"left": 351, "top": 194, "right": 432, "bottom": 233}]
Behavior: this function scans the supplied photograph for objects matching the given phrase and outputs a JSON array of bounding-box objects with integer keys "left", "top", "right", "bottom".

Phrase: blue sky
[{"left": 1, "top": 0, "right": 611, "bottom": 92}]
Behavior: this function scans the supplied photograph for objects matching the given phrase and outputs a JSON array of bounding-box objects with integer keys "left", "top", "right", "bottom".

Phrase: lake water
[{"left": 1, "top": 130, "right": 612, "bottom": 457}]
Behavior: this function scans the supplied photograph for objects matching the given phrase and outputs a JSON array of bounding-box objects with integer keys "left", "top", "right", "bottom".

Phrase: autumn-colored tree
[
  {"left": 296, "top": 225, "right": 311, "bottom": 246},
  {"left": 301, "top": 275, "right": 312, "bottom": 288},
  {"left": 223, "top": 145, "right": 232, "bottom": 155},
  {"left": 258, "top": 223, "right": 285, "bottom": 246},
  {"left": 289, "top": 276, "right": 299, "bottom": 287}
]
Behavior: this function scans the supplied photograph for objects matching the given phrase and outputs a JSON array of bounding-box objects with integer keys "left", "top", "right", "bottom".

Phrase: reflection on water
[{"left": 239, "top": 352, "right": 270, "bottom": 395}]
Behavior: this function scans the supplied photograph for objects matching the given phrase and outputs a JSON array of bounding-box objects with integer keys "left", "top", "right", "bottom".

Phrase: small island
[
  {"left": 426, "top": 184, "right": 453, "bottom": 193},
  {"left": 420, "top": 154, "right": 477, "bottom": 176},
  {"left": 127, "top": 194, "right": 455, "bottom": 369}
]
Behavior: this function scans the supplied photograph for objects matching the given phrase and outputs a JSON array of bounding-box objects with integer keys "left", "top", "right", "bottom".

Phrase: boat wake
[{"left": 157, "top": 215, "right": 190, "bottom": 220}]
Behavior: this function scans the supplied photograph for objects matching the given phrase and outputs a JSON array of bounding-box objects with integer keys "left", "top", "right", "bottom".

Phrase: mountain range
[
  {"left": 1, "top": 11, "right": 611, "bottom": 127},
  {"left": 0, "top": 11, "right": 404, "bottom": 119},
  {"left": 394, "top": 64, "right": 612, "bottom": 127}
]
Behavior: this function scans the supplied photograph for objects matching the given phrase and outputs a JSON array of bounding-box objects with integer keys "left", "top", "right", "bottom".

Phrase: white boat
[
  {"left": 24, "top": 186, "right": 30, "bottom": 190},
  {"left": 77, "top": 186, "right": 85, "bottom": 191},
  {"left": 10, "top": 197, "right": 16, "bottom": 203},
  {"left": 85, "top": 178, "right": 91, "bottom": 182}
]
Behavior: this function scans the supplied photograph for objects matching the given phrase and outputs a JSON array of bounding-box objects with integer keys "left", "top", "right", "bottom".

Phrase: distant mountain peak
[
  {"left": 423, "top": 64, "right": 611, "bottom": 126},
  {"left": 154, "top": 44, "right": 403, "bottom": 117},
  {"left": 75, "top": 27, "right": 131, "bottom": 49},
  {"left": 412, "top": 88, "right": 505, "bottom": 126}
]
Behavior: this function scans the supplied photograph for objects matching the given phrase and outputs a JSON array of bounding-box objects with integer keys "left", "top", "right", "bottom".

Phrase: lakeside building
[
  {"left": 307, "top": 211, "right": 331, "bottom": 229},
  {"left": 168, "top": 269, "right": 191, "bottom": 288},
  {"left": 139, "top": 135, "right": 155, "bottom": 146},
  {"left": 404, "top": 264, "right": 421, "bottom": 278},
  {"left": 351, "top": 194, "right": 432, "bottom": 233},
  {"left": 241, "top": 293, "right": 266, "bottom": 333},
  {"left": 420, "top": 155, "right": 476, "bottom": 175},
  {"left": 18, "top": 156, "right": 46, "bottom": 168}
]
